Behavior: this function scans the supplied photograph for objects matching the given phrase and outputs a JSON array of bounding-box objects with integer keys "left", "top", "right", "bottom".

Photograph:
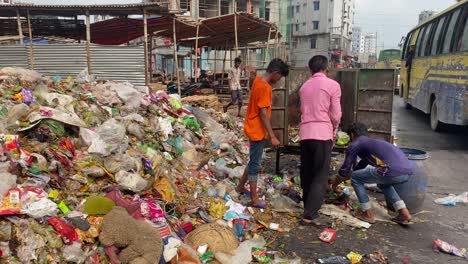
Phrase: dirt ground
[{"left": 262, "top": 96, "right": 468, "bottom": 263}]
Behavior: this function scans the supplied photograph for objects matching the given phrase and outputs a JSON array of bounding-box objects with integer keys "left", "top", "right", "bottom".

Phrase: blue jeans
[
  {"left": 351, "top": 167, "right": 410, "bottom": 211},
  {"left": 247, "top": 139, "right": 267, "bottom": 182}
]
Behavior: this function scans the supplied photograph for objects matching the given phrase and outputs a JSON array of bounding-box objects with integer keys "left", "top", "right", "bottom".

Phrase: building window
[
  {"left": 313, "top": 1, "right": 320, "bottom": 11},
  {"left": 296, "top": 5, "right": 300, "bottom": 13},
  {"left": 310, "top": 38, "right": 317, "bottom": 49},
  {"left": 313, "top": 21, "right": 319, "bottom": 30},
  {"left": 265, "top": 7, "right": 270, "bottom": 21},
  {"left": 295, "top": 24, "right": 299, "bottom": 32}
]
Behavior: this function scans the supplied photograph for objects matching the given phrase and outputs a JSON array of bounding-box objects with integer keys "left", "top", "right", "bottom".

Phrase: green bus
[{"left": 377, "top": 49, "right": 402, "bottom": 68}]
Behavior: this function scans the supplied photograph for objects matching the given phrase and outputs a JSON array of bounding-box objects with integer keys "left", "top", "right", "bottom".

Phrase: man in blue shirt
[{"left": 334, "top": 123, "right": 413, "bottom": 224}]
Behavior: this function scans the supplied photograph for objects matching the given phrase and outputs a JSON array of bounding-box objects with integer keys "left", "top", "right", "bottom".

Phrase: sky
[{"left": 354, "top": 0, "right": 457, "bottom": 49}]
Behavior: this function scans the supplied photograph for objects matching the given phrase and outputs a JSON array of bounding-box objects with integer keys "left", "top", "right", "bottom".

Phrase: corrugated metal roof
[
  {"left": 0, "top": 2, "right": 168, "bottom": 17},
  {"left": 91, "top": 13, "right": 280, "bottom": 47}
]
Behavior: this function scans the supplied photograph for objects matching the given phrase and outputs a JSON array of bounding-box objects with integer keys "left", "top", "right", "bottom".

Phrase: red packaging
[
  {"left": 48, "top": 216, "right": 79, "bottom": 245},
  {"left": 319, "top": 228, "right": 337, "bottom": 243}
]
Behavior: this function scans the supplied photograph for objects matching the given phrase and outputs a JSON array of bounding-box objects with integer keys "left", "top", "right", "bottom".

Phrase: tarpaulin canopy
[{"left": 91, "top": 13, "right": 280, "bottom": 48}]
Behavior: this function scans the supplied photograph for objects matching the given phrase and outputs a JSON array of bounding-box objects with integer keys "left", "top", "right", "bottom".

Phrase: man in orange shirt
[{"left": 236, "top": 59, "right": 289, "bottom": 208}]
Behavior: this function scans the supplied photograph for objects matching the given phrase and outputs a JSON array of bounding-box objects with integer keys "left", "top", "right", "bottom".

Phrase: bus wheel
[{"left": 430, "top": 100, "right": 442, "bottom": 132}]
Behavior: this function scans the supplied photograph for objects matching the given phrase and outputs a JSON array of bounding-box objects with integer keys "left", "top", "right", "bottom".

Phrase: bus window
[
  {"left": 420, "top": 22, "right": 434, "bottom": 56},
  {"left": 441, "top": 8, "right": 461, "bottom": 54},
  {"left": 454, "top": 7, "right": 467, "bottom": 52},
  {"left": 416, "top": 25, "right": 428, "bottom": 57},
  {"left": 402, "top": 32, "right": 412, "bottom": 59},
  {"left": 431, "top": 16, "right": 447, "bottom": 55}
]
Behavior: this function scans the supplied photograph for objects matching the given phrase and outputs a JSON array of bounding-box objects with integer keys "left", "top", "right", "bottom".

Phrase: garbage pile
[{"left": 0, "top": 67, "right": 301, "bottom": 263}]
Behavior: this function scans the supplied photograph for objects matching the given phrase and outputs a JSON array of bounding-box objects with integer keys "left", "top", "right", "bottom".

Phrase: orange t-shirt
[{"left": 244, "top": 76, "right": 272, "bottom": 141}]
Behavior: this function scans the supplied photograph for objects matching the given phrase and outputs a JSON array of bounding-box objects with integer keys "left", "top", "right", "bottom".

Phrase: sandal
[
  {"left": 249, "top": 200, "right": 267, "bottom": 209},
  {"left": 299, "top": 219, "right": 324, "bottom": 227},
  {"left": 352, "top": 210, "right": 376, "bottom": 224},
  {"left": 391, "top": 217, "right": 413, "bottom": 226}
]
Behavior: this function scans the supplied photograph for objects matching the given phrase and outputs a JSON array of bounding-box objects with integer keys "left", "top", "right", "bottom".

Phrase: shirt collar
[{"left": 312, "top": 72, "right": 326, "bottom": 78}]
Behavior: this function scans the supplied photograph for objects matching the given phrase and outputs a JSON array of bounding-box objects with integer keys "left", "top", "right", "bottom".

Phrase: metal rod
[
  {"left": 85, "top": 10, "right": 91, "bottom": 75},
  {"left": 16, "top": 9, "right": 23, "bottom": 45},
  {"left": 26, "top": 10, "right": 34, "bottom": 70},
  {"left": 143, "top": 9, "right": 149, "bottom": 86},
  {"left": 173, "top": 16, "right": 181, "bottom": 96},
  {"left": 194, "top": 22, "right": 200, "bottom": 82}
]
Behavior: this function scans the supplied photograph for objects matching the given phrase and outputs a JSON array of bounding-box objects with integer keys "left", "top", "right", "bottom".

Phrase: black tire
[{"left": 430, "top": 99, "right": 442, "bottom": 132}]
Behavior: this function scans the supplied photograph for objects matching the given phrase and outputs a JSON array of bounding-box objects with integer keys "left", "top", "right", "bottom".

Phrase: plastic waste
[
  {"left": 215, "top": 237, "right": 266, "bottom": 264},
  {"left": 127, "top": 123, "right": 146, "bottom": 140},
  {"left": 434, "top": 192, "right": 468, "bottom": 206},
  {"left": 107, "top": 82, "right": 142, "bottom": 111},
  {"left": 76, "top": 68, "right": 93, "bottom": 83},
  {"left": 115, "top": 170, "right": 148, "bottom": 193},
  {"left": 347, "top": 251, "right": 363, "bottom": 264},
  {"left": 336, "top": 131, "right": 350, "bottom": 146},
  {"left": 103, "top": 154, "right": 140, "bottom": 174},
  {"left": 63, "top": 242, "right": 86, "bottom": 263},
  {"left": 0, "top": 172, "right": 16, "bottom": 198},
  {"left": 23, "top": 198, "right": 57, "bottom": 218},
  {"left": 96, "top": 118, "right": 128, "bottom": 155},
  {"left": 433, "top": 239, "right": 468, "bottom": 259},
  {"left": 317, "top": 256, "right": 351, "bottom": 264},
  {"left": 0, "top": 222, "right": 12, "bottom": 241},
  {"left": 319, "top": 228, "right": 337, "bottom": 243},
  {"left": 6, "top": 103, "right": 29, "bottom": 128},
  {"left": 270, "top": 193, "right": 302, "bottom": 213},
  {"left": 48, "top": 216, "right": 79, "bottom": 245},
  {"left": 79, "top": 128, "right": 98, "bottom": 147},
  {"left": 158, "top": 117, "right": 174, "bottom": 140}
]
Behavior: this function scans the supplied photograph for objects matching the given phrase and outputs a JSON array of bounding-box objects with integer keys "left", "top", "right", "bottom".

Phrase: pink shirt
[{"left": 299, "top": 72, "right": 342, "bottom": 141}]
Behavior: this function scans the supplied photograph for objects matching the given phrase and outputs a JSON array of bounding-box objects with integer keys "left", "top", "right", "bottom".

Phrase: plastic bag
[
  {"left": 95, "top": 118, "right": 128, "bottom": 155},
  {"left": 76, "top": 68, "right": 93, "bottom": 83},
  {"left": 48, "top": 216, "right": 79, "bottom": 245},
  {"left": 115, "top": 170, "right": 148, "bottom": 193},
  {"left": 127, "top": 123, "right": 145, "bottom": 140},
  {"left": 434, "top": 192, "right": 468, "bottom": 206},
  {"left": 215, "top": 237, "right": 266, "bottom": 264},
  {"left": 123, "top": 113, "right": 145, "bottom": 123},
  {"left": 107, "top": 82, "right": 142, "bottom": 111},
  {"left": 79, "top": 128, "right": 99, "bottom": 147},
  {"left": 336, "top": 131, "right": 350, "bottom": 146},
  {"left": 63, "top": 242, "right": 86, "bottom": 263},
  {"left": 6, "top": 103, "right": 29, "bottom": 128},
  {"left": 158, "top": 117, "right": 173, "bottom": 140},
  {"left": 23, "top": 198, "right": 57, "bottom": 218},
  {"left": 269, "top": 193, "right": 302, "bottom": 213},
  {"left": 167, "top": 136, "right": 184, "bottom": 156},
  {"left": 0, "top": 172, "right": 16, "bottom": 198},
  {"left": 103, "top": 154, "right": 140, "bottom": 174}
]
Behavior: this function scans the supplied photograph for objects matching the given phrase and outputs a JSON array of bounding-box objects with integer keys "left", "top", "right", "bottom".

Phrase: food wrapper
[
  {"left": 347, "top": 251, "right": 363, "bottom": 264},
  {"left": 0, "top": 188, "right": 21, "bottom": 216},
  {"left": 252, "top": 247, "right": 273, "bottom": 263},
  {"left": 433, "top": 239, "right": 468, "bottom": 258},
  {"left": 319, "top": 228, "right": 337, "bottom": 243},
  {"left": 48, "top": 216, "right": 79, "bottom": 245}
]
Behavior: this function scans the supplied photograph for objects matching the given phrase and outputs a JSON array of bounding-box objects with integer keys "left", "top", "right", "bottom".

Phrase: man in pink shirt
[{"left": 299, "top": 55, "right": 342, "bottom": 226}]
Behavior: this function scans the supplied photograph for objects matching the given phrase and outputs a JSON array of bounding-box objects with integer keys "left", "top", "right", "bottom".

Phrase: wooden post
[
  {"left": 75, "top": 16, "right": 81, "bottom": 43},
  {"left": 274, "top": 30, "right": 279, "bottom": 58},
  {"left": 263, "top": 26, "right": 272, "bottom": 67},
  {"left": 85, "top": 10, "right": 92, "bottom": 75},
  {"left": 218, "top": 0, "right": 221, "bottom": 16},
  {"left": 234, "top": 3, "right": 239, "bottom": 57},
  {"left": 16, "top": 10, "right": 24, "bottom": 45},
  {"left": 173, "top": 16, "right": 181, "bottom": 96},
  {"left": 220, "top": 42, "right": 228, "bottom": 94},
  {"left": 214, "top": 47, "right": 218, "bottom": 76},
  {"left": 143, "top": 9, "right": 149, "bottom": 86},
  {"left": 149, "top": 34, "right": 153, "bottom": 83},
  {"left": 26, "top": 10, "right": 34, "bottom": 70},
  {"left": 194, "top": 22, "right": 200, "bottom": 82}
]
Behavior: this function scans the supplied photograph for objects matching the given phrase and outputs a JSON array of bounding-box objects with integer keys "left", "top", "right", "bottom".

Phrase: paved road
[{"left": 271, "top": 96, "right": 468, "bottom": 263}]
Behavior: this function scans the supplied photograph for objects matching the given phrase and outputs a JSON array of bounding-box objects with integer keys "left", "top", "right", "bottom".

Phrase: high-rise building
[
  {"left": 418, "top": 10, "right": 436, "bottom": 24},
  {"left": 352, "top": 28, "right": 376, "bottom": 55},
  {"left": 289, "top": 0, "right": 355, "bottom": 66}
]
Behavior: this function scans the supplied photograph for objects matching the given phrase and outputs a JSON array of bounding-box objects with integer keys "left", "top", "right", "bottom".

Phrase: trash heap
[{"left": 0, "top": 67, "right": 301, "bottom": 264}]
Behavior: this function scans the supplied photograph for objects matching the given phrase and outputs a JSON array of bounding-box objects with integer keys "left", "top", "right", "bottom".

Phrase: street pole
[{"left": 339, "top": 0, "right": 345, "bottom": 65}]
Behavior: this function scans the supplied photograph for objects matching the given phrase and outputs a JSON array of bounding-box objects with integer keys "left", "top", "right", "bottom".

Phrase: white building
[
  {"left": 418, "top": 10, "right": 436, "bottom": 24},
  {"left": 362, "top": 32, "right": 376, "bottom": 55},
  {"left": 0, "top": 0, "right": 13, "bottom": 4},
  {"left": 352, "top": 27, "right": 376, "bottom": 60},
  {"left": 290, "top": 0, "right": 355, "bottom": 67}
]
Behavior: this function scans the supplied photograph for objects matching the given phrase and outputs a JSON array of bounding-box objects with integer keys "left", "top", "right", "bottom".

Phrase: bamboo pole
[
  {"left": 173, "top": 16, "right": 181, "bottom": 96},
  {"left": 194, "top": 22, "right": 200, "bottom": 82},
  {"left": 220, "top": 41, "right": 228, "bottom": 94},
  {"left": 16, "top": 10, "right": 23, "bottom": 45},
  {"left": 85, "top": 10, "right": 92, "bottom": 75},
  {"left": 149, "top": 34, "right": 153, "bottom": 83},
  {"left": 26, "top": 10, "right": 34, "bottom": 70},
  {"left": 214, "top": 47, "right": 218, "bottom": 76},
  {"left": 234, "top": 1, "right": 239, "bottom": 57},
  {"left": 263, "top": 26, "right": 272, "bottom": 67},
  {"left": 143, "top": 9, "right": 149, "bottom": 86},
  {"left": 274, "top": 30, "right": 279, "bottom": 58}
]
